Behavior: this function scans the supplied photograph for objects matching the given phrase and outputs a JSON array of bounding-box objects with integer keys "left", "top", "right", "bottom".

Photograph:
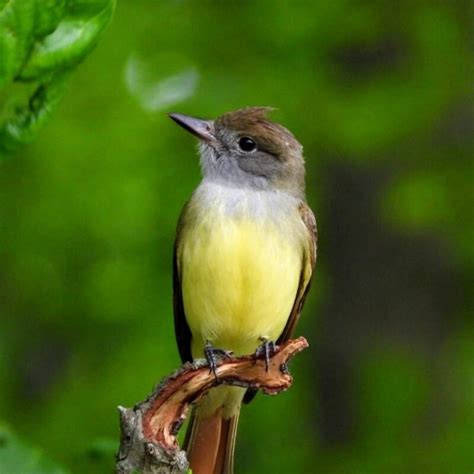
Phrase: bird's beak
[{"left": 169, "top": 113, "right": 216, "bottom": 144}]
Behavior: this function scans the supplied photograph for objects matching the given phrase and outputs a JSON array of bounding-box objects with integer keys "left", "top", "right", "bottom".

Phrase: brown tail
[{"left": 184, "top": 406, "right": 240, "bottom": 474}]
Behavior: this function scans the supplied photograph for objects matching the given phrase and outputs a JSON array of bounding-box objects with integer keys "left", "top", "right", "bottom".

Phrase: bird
[{"left": 169, "top": 107, "right": 317, "bottom": 474}]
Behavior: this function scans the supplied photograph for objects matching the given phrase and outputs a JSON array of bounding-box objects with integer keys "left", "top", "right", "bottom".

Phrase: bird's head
[{"left": 169, "top": 107, "right": 305, "bottom": 198}]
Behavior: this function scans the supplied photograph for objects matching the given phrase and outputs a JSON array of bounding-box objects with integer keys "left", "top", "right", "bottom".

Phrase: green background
[{"left": 0, "top": 1, "right": 472, "bottom": 473}]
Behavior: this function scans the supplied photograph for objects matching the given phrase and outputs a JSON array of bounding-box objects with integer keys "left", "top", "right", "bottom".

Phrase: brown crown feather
[{"left": 214, "top": 107, "right": 302, "bottom": 159}]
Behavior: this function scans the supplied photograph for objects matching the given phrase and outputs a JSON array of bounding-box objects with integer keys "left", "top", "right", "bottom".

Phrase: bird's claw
[
  {"left": 254, "top": 338, "right": 277, "bottom": 372},
  {"left": 204, "top": 341, "right": 233, "bottom": 378}
]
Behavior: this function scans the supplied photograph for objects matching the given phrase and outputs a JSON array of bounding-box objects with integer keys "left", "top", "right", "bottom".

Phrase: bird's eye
[{"left": 238, "top": 136, "right": 257, "bottom": 152}]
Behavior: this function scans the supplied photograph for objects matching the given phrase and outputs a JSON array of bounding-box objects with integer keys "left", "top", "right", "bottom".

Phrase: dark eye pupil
[{"left": 238, "top": 136, "right": 256, "bottom": 152}]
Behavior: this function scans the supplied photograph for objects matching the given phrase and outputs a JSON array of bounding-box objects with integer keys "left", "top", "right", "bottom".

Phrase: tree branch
[{"left": 116, "top": 336, "right": 309, "bottom": 474}]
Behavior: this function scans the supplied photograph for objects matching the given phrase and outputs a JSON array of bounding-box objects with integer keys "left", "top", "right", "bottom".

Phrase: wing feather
[
  {"left": 173, "top": 202, "right": 193, "bottom": 363},
  {"left": 277, "top": 201, "right": 317, "bottom": 344}
]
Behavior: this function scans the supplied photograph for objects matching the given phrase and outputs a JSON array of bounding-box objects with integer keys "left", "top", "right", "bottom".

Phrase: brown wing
[
  {"left": 277, "top": 201, "right": 317, "bottom": 344},
  {"left": 173, "top": 202, "right": 193, "bottom": 363}
]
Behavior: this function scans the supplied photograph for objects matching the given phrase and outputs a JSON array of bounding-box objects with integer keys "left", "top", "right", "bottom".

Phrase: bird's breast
[{"left": 179, "top": 183, "right": 305, "bottom": 357}]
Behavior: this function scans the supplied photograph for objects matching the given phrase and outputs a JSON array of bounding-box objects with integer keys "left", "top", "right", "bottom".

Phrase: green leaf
[
  {"left": 0, "top": 0, "right": 116, "bottom": 157},
  {"left": 20, "top": 0, "right": 116, "bottom": 80},
  {"left": 0, "top": 0, "right": 36, "bottom": 87},
  {"left": 0, "top": 72, "right": 70, "bottom": 154}
]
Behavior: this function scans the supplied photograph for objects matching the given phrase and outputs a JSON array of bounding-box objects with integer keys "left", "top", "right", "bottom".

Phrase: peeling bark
[{"left": 116, "top": 337, "right": 309, "bottom": 474}]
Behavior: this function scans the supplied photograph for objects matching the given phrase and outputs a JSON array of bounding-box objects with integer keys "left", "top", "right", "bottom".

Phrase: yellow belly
[{"left": 181, "top": 214, "right": 302, "bottom": 359}]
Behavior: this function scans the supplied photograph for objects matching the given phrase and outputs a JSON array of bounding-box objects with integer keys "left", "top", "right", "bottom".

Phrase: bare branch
[{"left": 116, "top": 337, "right": 309, "bottom": 474}]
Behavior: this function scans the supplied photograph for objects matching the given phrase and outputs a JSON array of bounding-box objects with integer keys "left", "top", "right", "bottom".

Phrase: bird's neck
[{"left": 192, "top": 180, "right": 300, "bottom": 220}]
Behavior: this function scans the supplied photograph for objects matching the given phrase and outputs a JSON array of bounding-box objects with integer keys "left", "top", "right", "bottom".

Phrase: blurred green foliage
[
  {"left": 0, "top": 423, "right": 67, "bottom": 473},
  {"left": 0, "top": 0, "right": 115, "bottom": 155},
  {"left": 0, "top": 1, "right": 472, "bottom": 473}
]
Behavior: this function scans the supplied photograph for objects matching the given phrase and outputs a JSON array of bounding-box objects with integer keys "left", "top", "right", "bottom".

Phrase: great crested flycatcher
[{"left": 169, "top": 107, "right": 317, "bottom": 474}]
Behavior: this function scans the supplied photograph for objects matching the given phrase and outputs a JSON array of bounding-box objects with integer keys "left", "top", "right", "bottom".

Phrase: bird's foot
[
  {"left": 204, "top": 341, "right": 233, "bottom": 378},
  {"left": 254, "top": 338, "right": 278, "bottom": 372}
]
